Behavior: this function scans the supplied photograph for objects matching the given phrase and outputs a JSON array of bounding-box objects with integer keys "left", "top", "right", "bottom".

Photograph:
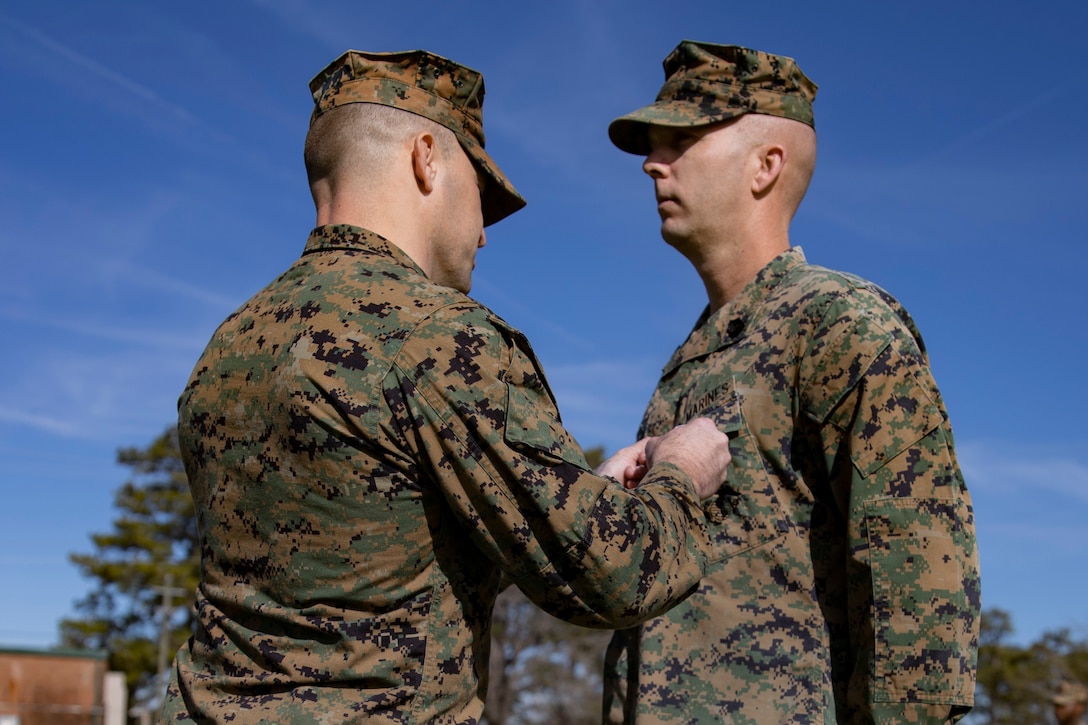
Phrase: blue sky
[{"left": 1, "top": 0, "right": 1085, "bottom": 651}]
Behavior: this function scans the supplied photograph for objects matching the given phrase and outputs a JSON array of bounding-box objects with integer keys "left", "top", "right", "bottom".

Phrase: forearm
[
  {"left": 428, "top": 407, "right": 713, "bottom": 627},
  {"left": 522, "top": 461, "right": 713, "bottom": 627},
  {"left": 389, "top": 315, "right": 715, "bottom": 628}
]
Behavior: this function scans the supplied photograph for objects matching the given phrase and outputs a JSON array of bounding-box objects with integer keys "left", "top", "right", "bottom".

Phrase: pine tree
[
  {"left": 61, "top": 426, "right": 198, "bottom": 714},
  {"left": 969, "top": 607, "right": 1088, "bottom": 724}
]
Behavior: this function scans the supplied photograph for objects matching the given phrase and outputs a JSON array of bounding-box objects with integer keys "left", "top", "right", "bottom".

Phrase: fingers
[
  {"left": 644, "top": 418, "right": 731, "bottom": 499},
  {"left": 601, "top": 419, "right": 731, "bottom": 499},
  {"left": 595, "top": 438, "right": 648, "bottom": 483},
  {"left": 622, "top": 462, "right": 649, "bottom": 489}
]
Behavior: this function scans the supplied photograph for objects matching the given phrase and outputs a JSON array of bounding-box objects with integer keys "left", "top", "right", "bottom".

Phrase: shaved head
[
  {"left": 735, "top": 113, "right": 816, "bottom": 219},
  {"left": 304, "top": 103, "right": 459, "bottom": 202}
]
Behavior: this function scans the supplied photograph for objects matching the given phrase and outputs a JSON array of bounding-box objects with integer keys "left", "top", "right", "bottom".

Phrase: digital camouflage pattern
[
  {"left": 310, "top": 49, "right": 525, "bottom": 226},
  {"left": 1053, "top": 680, "right": 1088, "bottom": 707},
  {"left": 603, "top": 248, "right": 981, "bottom": 724},
  {"left": 609, "top": 40, "right": 818, "bottom": 156},
  {"left": 159, "top": 225, "right": 724, "bottom": 724}
]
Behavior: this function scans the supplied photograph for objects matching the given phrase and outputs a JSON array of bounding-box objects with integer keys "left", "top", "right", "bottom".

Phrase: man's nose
[{"left": 643, "top": 153, "right": 667, "bottom": 178}]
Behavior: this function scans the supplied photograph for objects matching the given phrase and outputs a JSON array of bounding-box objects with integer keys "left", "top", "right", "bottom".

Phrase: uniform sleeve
[
  {"left": 805, "top": 303, "right": 980, "bottom": 724},
  {"left": 383, "top": 303, "right": 715, "bottom": 629}
]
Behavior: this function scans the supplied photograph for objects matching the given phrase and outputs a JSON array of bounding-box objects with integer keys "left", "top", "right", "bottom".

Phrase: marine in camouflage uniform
[
  {"left": 1053, "top": 681, "right": 1088, "bottom": 725},
  {"left": 159, "top": 49, "right": 736, "bottom": 724},
  {"left": 602, "top": 41, "right": 981, "bottom": 723}
]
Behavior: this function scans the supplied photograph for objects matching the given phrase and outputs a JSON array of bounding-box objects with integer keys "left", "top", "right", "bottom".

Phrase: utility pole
[{"left": 150, "top": 572, "right": 188, "bottom": 717}]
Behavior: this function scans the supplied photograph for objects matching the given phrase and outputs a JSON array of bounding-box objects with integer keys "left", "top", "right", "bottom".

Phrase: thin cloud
[
  {"left": 0, "top": 354, "right": 186, "bottom": 441},
  {"left": 96, "top": 259, "right": 242, "bottom": 311},
  {"left": 905, "top": 76, "right": 1088, "bottom": 170},
  {"left": 982, "top": 522, "right": 1088, "bottom": 551},
  {"left": 0, "top": 306, "right": 210, "bottom": 352},
  {"left": 0, "top": 11, "right": 199, "bottom": 127},
  {"left": 472, "top": 276, "right": 597, "bottom": 353},
  {"left": 800, "top": 157, "right": 1087, "bottom": 255},
  {"left": 543, "top": 359, "right": 663, "bottom": 451},
  {"left": 240, "top": 0, "right": 349, "bottom": 48},
  {"left": 0, "top": 554, "right": 71, "bottom": 566},
  {"left": 959, "top": 441, "right": 1088, "bottom": 505},
  {"left": 801, "top": 77, "right": 1088, "bottom": 249},
  {"left": 481, "top": 4, "right": 637, "bottom": 183},
  {"left": 0, "top": 407, "right": 83, "bottom": 437}
]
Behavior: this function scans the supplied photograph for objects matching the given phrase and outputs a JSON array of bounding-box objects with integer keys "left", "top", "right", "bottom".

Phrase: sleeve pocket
[{"left": 866, "top": 496, "right": 977, "bottom": 705}]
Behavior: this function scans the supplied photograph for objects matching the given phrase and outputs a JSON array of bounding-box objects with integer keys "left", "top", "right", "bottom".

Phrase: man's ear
[
  {"left": 412, "top": 132, "right": 439, "bottom": 194},
  {"left": 752, "top": 143, "right": 786, "bottom": 195}
]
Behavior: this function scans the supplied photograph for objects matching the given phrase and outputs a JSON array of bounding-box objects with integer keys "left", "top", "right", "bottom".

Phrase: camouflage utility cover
[
  {"left": 603, "top": 248, "right": 981, "bottom": 724},
  {"left": 1053, "top": 680, "right": 1088, "bottom": 706},
  {"left": 310, "top": 49, "right": 525, "bottom": 226},
  {"left": 609, "top": 40, "right": 818, "bottom": 156},
  {"left": 160, "top": 225, "right": 723, "bottom": 724}
]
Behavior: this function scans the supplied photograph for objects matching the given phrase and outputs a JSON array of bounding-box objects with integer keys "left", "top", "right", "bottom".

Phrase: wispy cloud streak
[
  {"left": 0, "top": 306, "right": 211, "bottom": 352},
  {"left": 959, "top": 441, "right": 1088, "bottom": 506},
  {"left": 97, "top": 259, "right": 243, "bottom": 311},
  {"left": 0, "top": 11, "right": 199, "bottom": 126}
]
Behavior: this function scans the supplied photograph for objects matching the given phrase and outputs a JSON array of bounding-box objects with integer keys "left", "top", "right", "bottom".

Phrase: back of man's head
[
  {"left": 303, "top": 49, "right": 524, "bottom": 227},
  {"left": 304, "top": 103, "right": 457, "bottom": 204}
]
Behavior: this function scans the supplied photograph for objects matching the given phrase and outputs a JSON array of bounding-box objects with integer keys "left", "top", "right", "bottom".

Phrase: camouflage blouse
[
  {"left": 161, "top": 225, "right": 717, "bottom": 724},
  {"left": 604, "top": 248, "right": 980, "bottom": 724}
]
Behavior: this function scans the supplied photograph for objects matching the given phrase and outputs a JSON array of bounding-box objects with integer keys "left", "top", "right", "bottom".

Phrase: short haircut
[
  {"left": 303, "top": 103, "right": 460, "bottom": 189},
  {"left": 739, "top": 114, "right": 816, "bottom": 218}
]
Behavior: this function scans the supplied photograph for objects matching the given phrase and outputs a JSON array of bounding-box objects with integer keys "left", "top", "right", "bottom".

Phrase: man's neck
[
  {"left": 692, "top": 238, "right": 788, "bottom": 312},
  {"left": 314, "top": 192, "right": 432, "bottom": 275}
]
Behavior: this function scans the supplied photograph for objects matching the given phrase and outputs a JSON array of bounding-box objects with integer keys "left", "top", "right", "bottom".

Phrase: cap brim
[
  {"left": 456, "top": 134, "right": 525, "bottom": 227},
  {"left": 609, "top": 100, "right": 748, "bottom": 156}
]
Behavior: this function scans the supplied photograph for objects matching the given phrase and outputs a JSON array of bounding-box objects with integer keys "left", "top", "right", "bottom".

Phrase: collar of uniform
[
  {"left": 301, "top": 224, "right": 427, "bottom": 277},
  {"left": 662, "top": 246, "right": 807, "bottom": 374}
]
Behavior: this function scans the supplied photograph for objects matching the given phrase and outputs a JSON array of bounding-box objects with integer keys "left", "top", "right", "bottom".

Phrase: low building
[{"left": 0, "top": 647, "right": 125, "bottom": 725}]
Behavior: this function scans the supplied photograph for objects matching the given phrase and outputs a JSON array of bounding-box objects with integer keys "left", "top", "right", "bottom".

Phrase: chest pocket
[{"left": 686, "top": 386, "right": 793, "bottom": 563}]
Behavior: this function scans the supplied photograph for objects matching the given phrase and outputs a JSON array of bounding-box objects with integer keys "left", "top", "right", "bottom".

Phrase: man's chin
[{"left": 660, "top": 224, "right": 688, "bottom": 247}]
